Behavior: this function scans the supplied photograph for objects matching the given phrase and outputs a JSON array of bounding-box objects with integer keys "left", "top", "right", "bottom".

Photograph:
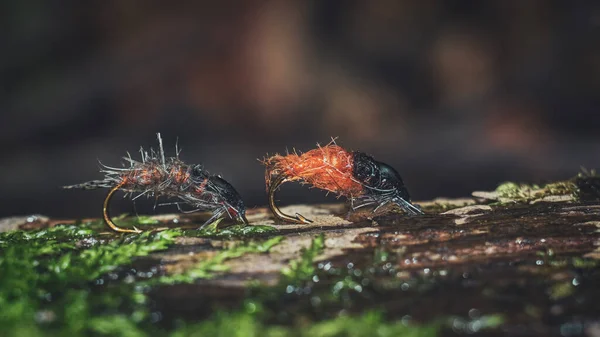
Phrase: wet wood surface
[{"left": 2, "top": 199, "right": 600, "bottom": 336}]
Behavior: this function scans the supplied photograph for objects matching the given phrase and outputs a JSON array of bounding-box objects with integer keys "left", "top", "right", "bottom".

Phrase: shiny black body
[
  {"left": 351, "top": 151, "right": 422, "bottom": 215},
  {"left": 208, "top": 175, "right": 247, "bottom": 219},
  {"left": 179, "top": 165, "right": 248, "bottom": 224}
]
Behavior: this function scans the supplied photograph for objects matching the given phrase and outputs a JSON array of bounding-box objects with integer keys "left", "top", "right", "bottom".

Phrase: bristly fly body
[{"left": 64, "top": 133, "right": 248, "bottom": 233}]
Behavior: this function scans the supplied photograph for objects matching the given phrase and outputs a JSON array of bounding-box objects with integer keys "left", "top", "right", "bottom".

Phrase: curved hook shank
[
  {"left": 268, "top": 174, "right": 313, "bottom": 224},
  {"left": 103, "top": 182, "right": 142, "bottom": 233}
]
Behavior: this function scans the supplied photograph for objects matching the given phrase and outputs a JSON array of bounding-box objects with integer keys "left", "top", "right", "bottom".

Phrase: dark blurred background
[{"left": 2, "top": 0, "right": 600, "bottom": 218}]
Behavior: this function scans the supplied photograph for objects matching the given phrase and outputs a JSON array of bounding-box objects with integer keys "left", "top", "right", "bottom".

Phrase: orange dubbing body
[
  {"left": 170, "top": 165, "right": 191, "bottom": 185},
  {"left": 264, "top": 144, "right": 364, "bottom": 198},
  {"left": 124, "top": 167, "right": 163, "bottom": 187}
]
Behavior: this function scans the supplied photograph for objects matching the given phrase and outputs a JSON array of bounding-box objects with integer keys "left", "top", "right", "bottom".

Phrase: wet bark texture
[{"left": 3, "top": 199, "right": 600, "bottom": 336}]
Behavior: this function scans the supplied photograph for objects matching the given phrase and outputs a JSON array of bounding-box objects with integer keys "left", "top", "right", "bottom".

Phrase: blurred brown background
[{"left": 2, "top": 0, "right": 600, "bottom": 218}]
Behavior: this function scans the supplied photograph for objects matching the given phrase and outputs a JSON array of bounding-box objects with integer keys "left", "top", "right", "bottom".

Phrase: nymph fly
[
  {"left": 263, "top": 140, "right": 422, "bottom": 224},
  {"left": 64, "top": 133, "right": 248, "bottom": 233}
]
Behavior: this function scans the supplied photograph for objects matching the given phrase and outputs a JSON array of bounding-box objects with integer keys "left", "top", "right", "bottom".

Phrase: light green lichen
[
  {"left": 490, "top": 168, "right": 600, "bottom": 205},
  {"left": 490, "top": 180, "right": 577, "bottom": 204}
]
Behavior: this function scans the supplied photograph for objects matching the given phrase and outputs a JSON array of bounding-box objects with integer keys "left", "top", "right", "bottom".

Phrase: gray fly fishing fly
[{"left": 63, "top": 133, "right": 248, "bottom": 233}]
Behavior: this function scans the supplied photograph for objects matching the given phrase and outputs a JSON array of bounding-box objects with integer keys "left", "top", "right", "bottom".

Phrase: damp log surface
[{"left": 2, "top": 199, "right": 600, "bottom": 336}]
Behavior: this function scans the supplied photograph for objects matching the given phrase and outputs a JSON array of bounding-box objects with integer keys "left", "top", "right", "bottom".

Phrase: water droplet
[
  {"left": 468, "top": 308, "right": 481, "bottom": 319},
  {"left": 333, "top": 281, "right": 344, "bottom": 293},
  {"left": 246, "top": 302, "right": 257, "bottom": 313},
  {"left": 452, "top": 318, "right": 465, "bottom": 333},
  {"left": 34, "top": 310, "right": 56, "bottom": 323},
  {"left": 467, "top": 320, "right": 482, "bottom": 333},
  {"left": 150, "top": 312, "right": 163, "bottom": 323},
  {"left": 560, "top": 322, "right": 583, "bottom": 336}
]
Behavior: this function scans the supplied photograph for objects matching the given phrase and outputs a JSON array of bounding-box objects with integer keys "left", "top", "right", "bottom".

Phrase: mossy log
[{"left": 2, "top": 194, "right": 600, "bottom": 336}]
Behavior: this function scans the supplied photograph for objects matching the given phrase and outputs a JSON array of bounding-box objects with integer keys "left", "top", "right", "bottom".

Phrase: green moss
[
  {"left": 575, "top": 168, "right": 600, "bottom": 201},
  {"left": 1, "top": 223, "right": 512, "bottom": 336},
  {"left": 544, "top": 181, "right": 576, "bottom": 196},
  {"left": 535, "top": 250, "right": 599, "bottom": 269},
  {"left": 549, "top": 282, "right": 574, "bottom": 300},
  {"left": 530, "top": 253, "right": 598, "bottom": 301},
  {"left": 184, "top": 219, "right": 278, "bottom": 239},
  {"left": 0, "top": 224, "right": 181, "bottom": 336},
  {"left": 0, "top": 220, "right": 285, "bottom": 335},
  {"left": 88, "top": 315, "right": 147, "bottom": 337},
  {"left": 493, "top": 180, "right": 578, "bottom": 204},
  {"left": 154, "top": 236, "right": 284, "bottom": 284},
  {"left": 170, "top": 310, "right": 439, "bottom": 337},
  {"left": 77, "top": 214, "right": 162, "bottom": 233},
  {"left": 305, "top": 311, "right": 438, "bottom": 337},
  {"left": 111, "top": 214, "right": 162, "bottom": 230},
  {"left": 492, "top": 168, "right": 600, "bottom": 204},
  {"left": 3, "top": 225, "right": 441, "bottom": 337},
  {"left": 547, "top": 259, "right": 569, "bottom": 268},
  {"left": 420, "top": 202, "right": 472, "bottom": 213},
  {"left": 572, "top": 257, "right": 599, "bottom": 269},
  {"left": 373, "top": 247, "right": 391, "bottom": 264},
  {"left": 254, "top": 238, "right": 429, "bottom": 325},
  {"left": 494, "top": 182, "right": 540, "bottom": 201},
  {"left": 280, "top": 234, "right": 325, "bottom": 285},
  {"left": 0, "top": 224, "right": 95, "bottom": 255},
  {"left": 81, "top": 214, "right": 278, "bottom": 238},
  {"left": 133, "top": 215, "right": 161, "bottom": 225},
  {"left": 445, "top": 314, "right": 504, "bottom": 334}
]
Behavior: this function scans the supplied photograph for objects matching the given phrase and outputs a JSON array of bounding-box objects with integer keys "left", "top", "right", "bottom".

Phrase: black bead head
[{"left": 352, "top": 152, "right": 411, "bottom": 201}]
